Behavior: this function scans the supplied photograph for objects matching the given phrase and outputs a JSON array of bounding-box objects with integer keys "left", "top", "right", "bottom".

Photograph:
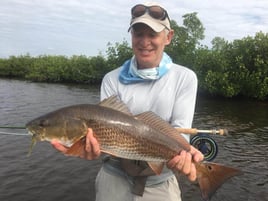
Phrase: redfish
[{"left": 26, "top": 96, "right": 241, "bottom": 200}]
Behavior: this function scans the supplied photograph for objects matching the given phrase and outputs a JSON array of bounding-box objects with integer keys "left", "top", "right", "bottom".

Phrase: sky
[{"left": 1, "top": 0, "right": 268, "bottom": 58}]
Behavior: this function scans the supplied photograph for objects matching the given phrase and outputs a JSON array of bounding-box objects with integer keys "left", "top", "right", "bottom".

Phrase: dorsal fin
[
  {"left": 135, "top": 111, "right": 190, "bottom": 151},
  {"left": 99, "top": 95, "right": 132, "bottom": 116}
]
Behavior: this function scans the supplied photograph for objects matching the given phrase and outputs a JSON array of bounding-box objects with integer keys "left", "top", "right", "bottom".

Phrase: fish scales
[{"left": 85, "top": 111, "right": 181, "bottom": 162}]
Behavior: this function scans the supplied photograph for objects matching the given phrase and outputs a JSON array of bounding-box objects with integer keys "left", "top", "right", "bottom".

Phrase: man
[{"left": 52, "top": 2, "right": 203, "bottom": 201}]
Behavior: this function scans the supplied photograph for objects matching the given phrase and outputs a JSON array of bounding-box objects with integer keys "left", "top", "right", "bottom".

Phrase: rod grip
[
  {"left": 175, "top": 128, "right": 198, "bottom": 135},
  {"left": 175, "top": 128, "right": 228, "bottom": 135}
]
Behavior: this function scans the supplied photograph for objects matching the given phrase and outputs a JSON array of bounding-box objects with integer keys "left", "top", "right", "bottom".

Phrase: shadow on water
[{"left": 0, "top": 79, "right": 267, "bottom": 201}]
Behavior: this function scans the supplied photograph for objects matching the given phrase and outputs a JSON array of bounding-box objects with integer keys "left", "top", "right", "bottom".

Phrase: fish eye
[{"left": 39, "top": 119, "right": 49, "bottom": 127}]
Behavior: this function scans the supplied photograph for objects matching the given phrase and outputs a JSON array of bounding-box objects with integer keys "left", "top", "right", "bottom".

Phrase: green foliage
[
  {"left": 0, "top": 54, "right": 108, "bottom": 84},
  {"left": 193, "top": 31, "right": 268, "bottom": 100},
  {"left": 25, "top": 55, "right": 69, "bottom": 82},
  {"left": 166, "top": 12, "right": 205, "bottom": 67},
  {"left": 0, "top": 54, "right": 32, "bottom": 78},
  {"left": 106, "top": 39, "right": 132, "bottom": 69},
  {"left": 0, "top": 40, "right": 132, "bottom": 84},
  {"left": 69, "top": 55, "right": 107, "bottom": 83}
]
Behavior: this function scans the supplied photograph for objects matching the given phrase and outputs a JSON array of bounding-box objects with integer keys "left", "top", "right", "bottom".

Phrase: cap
[{"left": 128, "top": 2, "right": 171, "bottom": 32}]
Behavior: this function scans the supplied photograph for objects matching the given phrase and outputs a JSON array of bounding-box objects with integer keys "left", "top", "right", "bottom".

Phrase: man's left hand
[{"left": 167, "top": 146, "right": 204, "bottom": 181}]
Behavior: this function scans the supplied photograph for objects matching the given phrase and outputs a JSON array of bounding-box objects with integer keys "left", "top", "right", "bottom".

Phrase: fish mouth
[
  {"left": 27, "top": 128, "right": 41, "bottom": 156},
  {"left": 27, "top": 129, "right": 34, "bottom": 136},
  {"left": 26, "top": 126, "right": 43, "bottom": 140}
]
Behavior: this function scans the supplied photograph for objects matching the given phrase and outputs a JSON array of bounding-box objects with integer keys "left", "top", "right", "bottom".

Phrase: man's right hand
[{"left": 51, "top": 128, "right": 101, "bottom": 160}]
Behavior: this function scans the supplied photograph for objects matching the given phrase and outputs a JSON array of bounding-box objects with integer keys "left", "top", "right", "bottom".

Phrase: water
[{"left": 0, "top": 79, "right": 267, "bottom": 201}]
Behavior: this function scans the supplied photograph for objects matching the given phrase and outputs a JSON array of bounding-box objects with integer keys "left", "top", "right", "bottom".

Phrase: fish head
[
  {"left": 26, "top": 112, "right": 66, "bottom": 142},
  {"left": 26, "top": 116, "right": 56, "bottom": 156},
  {"left": 26, "top": 109, "right": 89, "bottom": 146}
]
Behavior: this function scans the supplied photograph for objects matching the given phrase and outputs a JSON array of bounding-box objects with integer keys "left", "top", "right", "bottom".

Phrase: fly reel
[{"left": 190, "top": 134, "right": 218, "bottom": 161}]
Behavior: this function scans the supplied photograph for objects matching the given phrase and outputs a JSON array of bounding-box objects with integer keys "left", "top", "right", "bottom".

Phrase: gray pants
[{"left": 95, "top": 166, "right": 182, "bottom": 201}]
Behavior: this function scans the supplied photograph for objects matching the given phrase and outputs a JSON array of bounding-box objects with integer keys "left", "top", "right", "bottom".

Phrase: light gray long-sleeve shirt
[{"left": 100, "top": 63, "right": 198, "bottom": 185}]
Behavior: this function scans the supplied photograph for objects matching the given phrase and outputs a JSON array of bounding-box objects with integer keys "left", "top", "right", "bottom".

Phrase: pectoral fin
[
  {"left": 147, "top": 162, "right": 165, "bottom": 175},
  {"left": 66, "top": 137, "right": 87, "bottom": 157}
]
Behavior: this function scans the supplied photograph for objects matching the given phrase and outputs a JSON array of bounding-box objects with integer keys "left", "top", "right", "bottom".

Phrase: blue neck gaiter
[{"left": 119, "top": 52, "right": 173, "bottom": 84}]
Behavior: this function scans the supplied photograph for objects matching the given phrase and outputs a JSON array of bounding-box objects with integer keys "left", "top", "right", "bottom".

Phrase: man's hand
[
  {"left": 51, "top": 128, "right": 101, "bottom": 160},
  {"left": 167, "top": 146, "right": 204, "bottom": 181}
]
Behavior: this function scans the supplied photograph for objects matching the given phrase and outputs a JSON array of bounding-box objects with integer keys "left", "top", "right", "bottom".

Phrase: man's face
[{"left": 131, "top": 23, "right": 173, "bottom": 68}]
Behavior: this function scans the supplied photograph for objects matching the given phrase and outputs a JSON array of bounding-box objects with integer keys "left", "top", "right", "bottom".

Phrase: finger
[
  {"left": 85, "top": 128, "right": 94, "bottom": 153},
  {"left": 167, "top": 155, "right": 181, "bottom": 169},
  {"left": 85, "top": 128, "right": 100, "bottom": 159},
  {"left": 176, "top": 150, "right": 187, "bottom": 171},
  {"left": 167, "top": 156, "right": 179, "bottom": 169},
  {"left": 187, "top": 163, "right": 197, "bottom": 182},
  {"left": 190, "top": 146, "right": 204, "bottom": 162},
  {"left": 51, "top": 140, "right": 69, "bottom": 153},
  {"left": 181, "top": 152, "right": 192, "bottom": 175},
  {"left": 90, "top": 134, "right": 101, "bottom": 158},
  {"left": 167, "top": 150, "right": 187, "bottom": 170}
]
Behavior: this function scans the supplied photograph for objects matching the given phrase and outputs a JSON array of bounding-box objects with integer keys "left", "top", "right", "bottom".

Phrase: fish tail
[{"left": 196, "top": 162, "right": 242, "bottom": 200}]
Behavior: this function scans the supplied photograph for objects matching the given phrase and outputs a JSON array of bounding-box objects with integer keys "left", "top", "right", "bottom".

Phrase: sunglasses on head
[{"left": 131, "top": 4, "right": 170, "bottom": 21}]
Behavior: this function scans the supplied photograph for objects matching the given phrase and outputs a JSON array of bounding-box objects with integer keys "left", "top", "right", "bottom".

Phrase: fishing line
[
  {"left": 0, "top": 126, "right": 28, "bottom": 136},
  {"left": 0, "top": 131, "right": 28, "bottom": 136},
  {"left": 0, "top": 126, "right": 26, "bottom": 129}
]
